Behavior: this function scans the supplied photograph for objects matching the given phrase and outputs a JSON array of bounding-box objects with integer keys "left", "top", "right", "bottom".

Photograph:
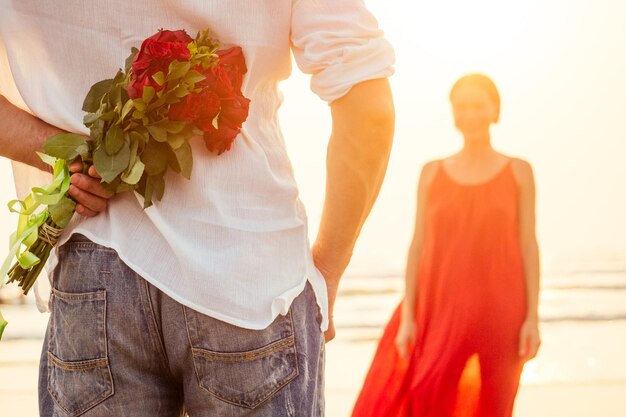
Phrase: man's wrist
[{"left": 311, "top": 241, "right": 350, "bottom": 284}]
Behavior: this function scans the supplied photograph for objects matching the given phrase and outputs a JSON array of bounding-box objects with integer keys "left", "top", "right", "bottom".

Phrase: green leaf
[
  {"left": 146, "top": 125, "right": 168, "bottom": 142},
  {"left": 125, "top": 47, "right": 138, "bottom": 73},
  {"left": 105, "top": 125, "right": 124, "bottom": 155},
  {"left": 173, "top": 141, "right": 193, "bottom": 179},
  {"left": 154, "top": 120, "right": 186, "bottom": 134},
  {"left": 37, "top": 152, "right": 57, "bottom": 167},
  {"left": 142, "top": 86, "right": 156, "bottom": 104},
  {"left": 165, "top": 94, "right": 182, "bottom": 104},
  {"left": 112, "top": 69, "right": 125, "bottom": 85},
  {"left": 93, "top": 140, "right": 130, "bottom": 183},
  {"left": 126, "top": 133, "right": 138, "bottom": 167},
  {"left": 49, "top": 196, "right": 76, "bottom": 228},
  {"left": 44, "top": 134, "right": 89, "bottom": 161},
  {"left": 154, "top": 176, "right": 165, "bottom": 201},
  {"left": 99, "top": 110, "right": 117, "bottom": 121},
  {"left": 130, "top": 130, "right": 147, "bottom": 149},
  {"left": 100, "top": 180, "right": 118, "bottom": 196},
  {"left": 142, "top": 140, "right": 169, "bottom": 176},
  {"left": 141, "top": 174, "right": 165, "bottom": 208},
  {"left": 150, "top": 94, "right": 167, "bottom": 109},
  {"left": 151, "top": 175, "right": 166, "bottom": 201},
  {"left": 115, "top": 182, "right": 134, "bottom": 194},
  {"left": 121, "top": 158, "right": 145, "bottom": 185},
  {"left": 83, "top": 111, "right": 101, "bottom": 125},
  {"left": 167, "top": 60, "right": 191, "bottom": 80},
  {"left": 152, "top": 71, "right": 165, "bottom": 86},
  {"left": 82, "top": 78, "right": 113, "bottom": 112},
  {"left": 132, "top": 99, "right": 146, "bottom": 112},
  {"left": 121, "top": 99, "right": 135, "bottom": 120},
  {"left": 184, "top": 70, "right": 206, "bottom": 84},
  {"left": 174, "top": 85, "right": 190, "bottom": 98},
  {"left": 167, "top": 133, "right": 185, "bottom": 150},
  {"left": 109, "top": 84, "right": 122, "bottom": 110},
  {"left": 89, "top": 119, "right": 104, "bottom": 145},
  {"left": 187, "top": 41, "right": 198, "bottom": 55}
]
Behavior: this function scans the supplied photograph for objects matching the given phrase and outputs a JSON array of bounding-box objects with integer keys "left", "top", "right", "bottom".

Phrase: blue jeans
[{"left": 39, "top": 234, "right": 325, "bottom": 416}]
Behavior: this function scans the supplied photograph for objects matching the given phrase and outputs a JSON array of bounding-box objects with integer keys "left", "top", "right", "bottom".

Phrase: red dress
[{"left": 352, "top": 160, "right": 526, "bottom": 417}]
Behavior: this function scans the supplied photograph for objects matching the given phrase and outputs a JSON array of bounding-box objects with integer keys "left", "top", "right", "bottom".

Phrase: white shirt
[{"left": 0, "top": 0, "right": 394, "bottom": 330}]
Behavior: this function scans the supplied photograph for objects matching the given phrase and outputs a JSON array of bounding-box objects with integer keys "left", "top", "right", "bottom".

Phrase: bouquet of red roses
[{"left": 0, "top": 28, "right": 250, "bottom": 338}]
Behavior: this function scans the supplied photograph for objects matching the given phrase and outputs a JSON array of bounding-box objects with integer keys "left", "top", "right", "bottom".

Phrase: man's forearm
[
  {"left": 0, "top": 94, "right": 63, "bottom": 171},
  {"left": 312, "top": 79, "right": 395, "bottom": 283}
]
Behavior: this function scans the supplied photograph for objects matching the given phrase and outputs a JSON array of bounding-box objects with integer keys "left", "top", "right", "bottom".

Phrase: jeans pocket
[
  {"left": 47, "top": 288, "right": 114, "bottom": 417},
  {"left": 184, "top": 307, "right": 299, "bottom": 409}
]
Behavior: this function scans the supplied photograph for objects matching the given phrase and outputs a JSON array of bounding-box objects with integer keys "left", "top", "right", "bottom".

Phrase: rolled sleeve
[{"left": 290, "top": 0, "right": 395, "bottom": 102}]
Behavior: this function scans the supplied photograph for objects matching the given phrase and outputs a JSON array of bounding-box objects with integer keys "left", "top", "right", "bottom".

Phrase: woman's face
[{"left": 450, "top": 85, "right": 498, "bottom": 140}]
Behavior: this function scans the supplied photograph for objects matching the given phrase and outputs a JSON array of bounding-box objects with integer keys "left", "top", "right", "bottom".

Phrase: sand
[{"left": 1, "top": 300, "right": 625, "bottom": 416}]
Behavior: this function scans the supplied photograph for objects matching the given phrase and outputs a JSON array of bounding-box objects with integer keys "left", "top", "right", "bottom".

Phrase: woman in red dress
[{"left": 352, "top": 74, "right": 541, "bottom": 417}]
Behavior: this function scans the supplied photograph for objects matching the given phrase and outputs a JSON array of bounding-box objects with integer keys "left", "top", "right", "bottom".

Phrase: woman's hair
[{"left": 449, "top": 73, "right": 500, "bottom": 122}]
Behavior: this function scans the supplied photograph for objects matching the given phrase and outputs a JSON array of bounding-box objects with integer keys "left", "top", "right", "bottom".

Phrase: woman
[{"left": 352, "top": 74, "right": 541, "bottom": 417}]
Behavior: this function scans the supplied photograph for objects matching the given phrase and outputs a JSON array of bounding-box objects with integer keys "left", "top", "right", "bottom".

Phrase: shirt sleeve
[{"left": 290, "top": 0, "right": 395, "bottom": 102}]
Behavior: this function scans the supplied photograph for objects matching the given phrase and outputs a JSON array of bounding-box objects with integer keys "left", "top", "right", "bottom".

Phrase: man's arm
[
  {"left": 0, "top": 94, "right": 111, "bottom": 216},
  {"left": 0, "top": 94, "right": 64, "bottom": 171},
  {"left": 311, "top": 78, "right": 395, "bottom": 341}
]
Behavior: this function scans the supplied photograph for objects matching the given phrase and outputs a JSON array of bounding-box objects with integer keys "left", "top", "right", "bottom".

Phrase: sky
[
  {"left": 278, "top": 0, "right": 626, "bottom": 275},
  {"left": 1, "top": 0, "right": 625, "bottom": 277}
]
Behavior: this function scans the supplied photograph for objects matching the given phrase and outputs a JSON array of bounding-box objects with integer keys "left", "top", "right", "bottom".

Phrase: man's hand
[
  {"left": 68, "top": 160, "right": 112, "bottom": 217},
  {"left": 311, "top": 248, "right": 340, "bottom": 342}
]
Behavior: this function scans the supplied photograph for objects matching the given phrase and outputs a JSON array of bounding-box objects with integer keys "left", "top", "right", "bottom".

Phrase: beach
[{"left": 2, "top": 271, "right": 626, "bottom": 416}]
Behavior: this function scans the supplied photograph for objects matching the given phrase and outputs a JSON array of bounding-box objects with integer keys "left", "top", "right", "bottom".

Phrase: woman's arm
[{"left": 512, "top": 158, "right": 541, "bottom": 361}]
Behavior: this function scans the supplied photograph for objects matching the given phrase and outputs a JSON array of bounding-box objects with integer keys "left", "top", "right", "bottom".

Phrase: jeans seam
[
  {"left": 60, "top": 242, "right": 116, "bottom": 251},
  {"left": 47, "top": 374, "right": 113, "bottom": 417},
  {"left": 142, "top": 278, "right": 175, "bottom": 378},
  {"left": 47, "top": 351, "right": 109, "bottom": 371},
  {"left": 191, "top": 335, "right": 295, "bottom": 362},
  {"left": 52, "top": 288, "right": 106, "bottom": 301},
  {"left": 183, "top": 305, "right": 206, "bottom": 396}
]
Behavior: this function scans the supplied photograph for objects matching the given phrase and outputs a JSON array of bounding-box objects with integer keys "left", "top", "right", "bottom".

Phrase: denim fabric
[{"left": 39, "top": 234, "right": 325, "bottom": 416}]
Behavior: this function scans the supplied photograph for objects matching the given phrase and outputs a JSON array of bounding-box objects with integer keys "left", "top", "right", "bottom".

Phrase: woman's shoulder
[
  {"left": 508, "top": 156, "right": 535, "bottom": 186},
  {"left": 414, "top": 159, "right": 443, "bottom": 195},
  {"left": 419, "top": 159, "right": 442, "bottom": 183},
  {"left": 422, "top": 159, "right": 442, "bottom": 173}
]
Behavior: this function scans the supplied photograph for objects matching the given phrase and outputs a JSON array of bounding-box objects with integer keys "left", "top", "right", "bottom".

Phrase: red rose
[
  {"left": 202, "top": 94, "right": 250, "bottom": 155},
  {"left": 128, "top": 30, "right": 193, "bottom": 99},
  {"left": 167, "top": 46, "right": 250, "bottom": 154},
  {"left": 203, "top": 65, "right": 238, "bottom": 99},
  {"left": 168, "top": 64, "right": 232, "bottom": 125},
  {"left": 216, "top": 47, "right": 247, "bottom": 92},
  {"left": 169, "top": 89, "right": 221, "bottom": 125}
]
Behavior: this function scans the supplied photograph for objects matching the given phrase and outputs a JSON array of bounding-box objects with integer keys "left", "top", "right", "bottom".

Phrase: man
[{"left": 0, "top": 0, "right": 394, "bottom": 415}]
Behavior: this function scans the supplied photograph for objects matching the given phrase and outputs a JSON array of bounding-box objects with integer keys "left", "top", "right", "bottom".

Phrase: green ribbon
[
  {"left": 0, "top": 154, "right": 70, "bottom": 338},
  {"left": 0, "top": 309, "right": 6, "bottom": 340}
]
